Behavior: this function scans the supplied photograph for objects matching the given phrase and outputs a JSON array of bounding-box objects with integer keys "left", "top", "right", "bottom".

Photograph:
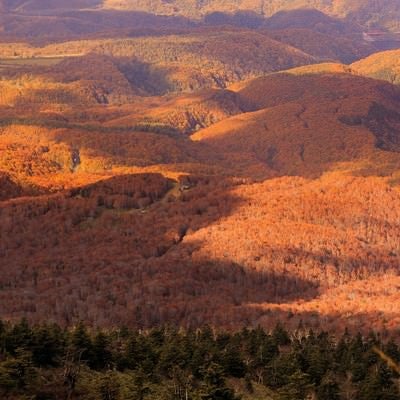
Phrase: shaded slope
[
  {"left": 0, "top": 8, "right": 196, "bottom": 42},
  {"left": 264, "top": 8, "right": 359, "bottom": 35},
  {"left": 4, "top": 0, "right": 102, "bottom": 13},
  {"left": 0, "top": 172, "right": 24, "bottom": 201},
  {"left": 266, "top": 28, "right": 375, "bottom": 63}
]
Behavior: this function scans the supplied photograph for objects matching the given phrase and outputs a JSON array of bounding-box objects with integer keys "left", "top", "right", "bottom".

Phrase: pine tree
[
  {"left": 130, "top": 368, "right": 151, "bottom": 400},
  {"left": 277, "top": 370, "right": 314, "bottom": 400},
  {"left": 198, "top": 362, "right": 239, "bottom": 400},
  {"left": 221, "top": 342, "right": 246, "bottom": 378},
  {"left": 272, "top": 323, "right": 291, "bottom": 347},
  {"left": 98, "top": 371, "right": 121, "bottom": 400},
  {"left": 317, "top": 371, "right": 340, "bottom": 400},
  {"left": 31, "top": 323, "right": 65, "bottom": 367},
  {"left": 0, "top": 349, "right": 37, "bottom": 394},
  {"left": 71, "top": 321, "right": 93, "bottom": 364},
  {"left": 91, "top": 331, "right": 112, "bottom": 370}
]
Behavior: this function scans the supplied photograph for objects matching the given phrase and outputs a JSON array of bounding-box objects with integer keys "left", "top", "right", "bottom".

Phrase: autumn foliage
[{"left": 1, "top": 6, "right": 400, "bottom": 336}]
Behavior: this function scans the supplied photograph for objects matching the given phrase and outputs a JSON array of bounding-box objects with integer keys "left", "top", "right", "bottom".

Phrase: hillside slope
[
  {"left": 194, "top": 68, "right": 400, "bottom": 178},
  {"left": 266, "top": 28, "right": 374, "bottom": 63},
  {"left": 1, "top": 63, "right": 400, "bottom": 332},
  {"left": 102, "top": 0, "right": 400, "bottom": 30},
  {"left": 0, "top": 31, "right": 316, "bottom": 93},
  {"left": 352, "top": 49, "right": 400, "bottom": 85}
]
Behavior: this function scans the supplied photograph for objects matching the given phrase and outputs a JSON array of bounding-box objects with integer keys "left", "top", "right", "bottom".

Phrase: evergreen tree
[
  {"left": 98, "top": 371, "right": 121, "bottom": 400},
  {"left": 316, "top": 372, "right": 340, "bottom": 400},
  {"left": 0, "top": 349, "right": 37, "bottom": 394},
  {"left": 6, "top": 318, "right": 32, "bottom": 354},
  {"left": 272, "top": 323, "right": 290, "bottom": 347},
  {"left": 91, "top": 331, "right": 112, "bottom": 370},
  {"left": 198, "top": 363, "right": 239, "bottom": 400},
  {"left": 221, "top": 342, "right": 246, "bottom": 378},
  {"left": 277, "top": 370, "right": 314, "bottom": 400},
  {"left": 130, "top": 368, "right": 151, "bottom": 400},
  {"left": 31, "top": 323, "right": 65, "bottom": 367},
  {"left": 71, "top": 321, "right": 93, "bottom": 364}
]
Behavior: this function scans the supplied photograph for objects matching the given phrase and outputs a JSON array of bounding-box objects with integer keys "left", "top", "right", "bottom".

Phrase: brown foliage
[{"left": 1, "top": 33, "right": 400, "bottom": 334}]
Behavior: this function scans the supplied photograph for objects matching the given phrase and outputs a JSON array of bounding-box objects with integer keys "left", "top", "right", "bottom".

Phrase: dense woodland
[
  {"left": 0, "top": 320, "right": 399, "bottom": 400},
  {"left": 2, "top": 54, "right": 400, "bottom": 332},
  {"left": 1, "top": 171, "right": 400, "bottom": 332}
]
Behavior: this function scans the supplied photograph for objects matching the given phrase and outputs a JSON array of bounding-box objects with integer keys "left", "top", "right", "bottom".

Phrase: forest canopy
[{"left": 0, "top": 320, "right": 399, "bottom": 400}]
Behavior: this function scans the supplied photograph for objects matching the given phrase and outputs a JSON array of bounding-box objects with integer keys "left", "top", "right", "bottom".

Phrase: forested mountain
[
  {"left": 1, "top": 60, "right": 400, "bottom": 333},
  {"left": 0, "top": 31, "right": 316, "bottom": 93},
  {"left": 100, "top": 0, "right": 400, "bottom": 31},
  {"left": 2, "top": 1, "right": 400, "bottom": 42}
]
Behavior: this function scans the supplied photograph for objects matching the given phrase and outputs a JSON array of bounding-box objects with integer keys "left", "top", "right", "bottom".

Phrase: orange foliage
[{"left": 1, "top": 23, "right": 400, "bottom": 335}]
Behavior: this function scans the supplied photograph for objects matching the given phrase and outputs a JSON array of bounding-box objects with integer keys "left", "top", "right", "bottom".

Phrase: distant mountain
[
  {"left": 4, "top": 0, "right": 400, "bottom": 32},
  {"left": 2, "top": 0, "right": 101, "bottom": 12},
  {"left": 259, "top": 8, "right": 375, "bottom": 64},
  {"left": 101, "top": 0, "right": 400, "bottom": 31}
]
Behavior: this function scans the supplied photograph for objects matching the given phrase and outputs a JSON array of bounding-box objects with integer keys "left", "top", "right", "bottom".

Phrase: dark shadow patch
[{"left": 339, "top": 102, "right": 400, "bottom": 152}]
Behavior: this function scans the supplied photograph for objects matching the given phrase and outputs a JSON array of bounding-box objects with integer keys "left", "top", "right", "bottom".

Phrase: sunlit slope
[
  {"left": 0, "top": 118, "right": 234, "bottom": 193},
  {"left": 352, "top": 50, "right": 400, "bottom": 85},
  {"left": 1, "top": 59, "right": 400, "bottom": 332},
  {"left": 106, "top": 88, "right": 246, "bottom": 134},
  {"left": 0, "top": 51, "right": 253, "bottom": 193},
  {"left": 0, "top": 31, "right": 316, "bottom": 92},
  {"left": 194, "top": 68, "right": 400, "bottom": 178}
]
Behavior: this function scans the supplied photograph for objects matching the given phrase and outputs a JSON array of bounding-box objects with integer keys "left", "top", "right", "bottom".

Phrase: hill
[
  {"left": 2, "top": 1, "right": 399, "bottom": 45},
  {"left": 0, "top": 30, "right": 316, "bottom": 93},
  {"left": 101, "top": 0, "right": 400, "bottom": 31},
  {"left": 1, "top": 0, "right": 400, "bottom": 335},
  {"left": 264, "top": 8, "right": 359, "bottom": 35},
  {"left": 1, "top": 63, "right": 400, "bottom": 333},
  {"left": 265, "top": 28, "right": 374, "bottom": 64},
  {"left": 1, "top": 3, "right": 396, "bottom": 65},
  {"left": 194, "top": 68, "right": 400, "bottom": 178},
  {"left": 2, "top": 165, "right": 400, "bottom": 333},
  {"left": 0, "top": 8, "right": 196, "bottom": 42},
  {"left": 351, "top": 49, "right": 400, "bottom": 85}
]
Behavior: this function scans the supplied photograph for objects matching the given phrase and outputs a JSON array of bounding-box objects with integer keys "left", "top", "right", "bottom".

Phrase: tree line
[{"left": 0, "top": 319, "right": 399, "bottom": 399}]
